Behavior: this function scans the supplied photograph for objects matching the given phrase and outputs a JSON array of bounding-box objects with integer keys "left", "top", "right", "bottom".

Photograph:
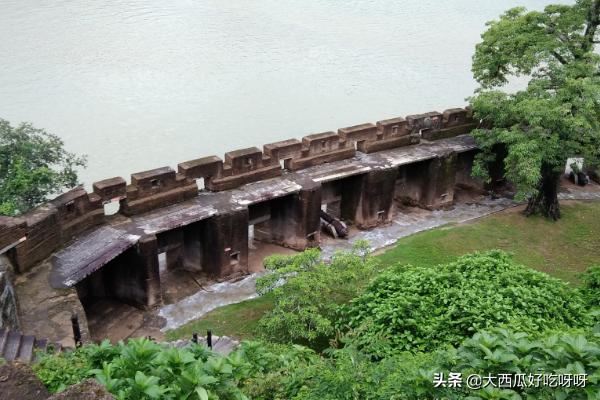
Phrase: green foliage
[
  {"left": 470, "top": 0, "right": 600, "bottom": 216},
  {"left": 256, "top": 249, "right": 321, "bottom": 295},
  {"left": 236, "top": 341, "right": 320, "bottom": 399},
  {"left": 32, "top": 347, "right": 93, "bottom": 393},
  {"left": 0, "top": 118, "right": 86, "bottom": 215},
  {"left": 581, "top": 265, "right": 600, "bottom": 307},
  {"left": 32, "top": 329, "right": 600, "bottom": 400},
  {"left": 34, "top": 338, "right": 251, "bottom": 399},
  {"left": 256, "top": 245, "right": 377, "bottom": 349},
  {"left": 242, "top": 344, "right": 437, "bottom": 400},
  {"left": 434, "top": 328, "right": 600, "bottom": 399},
  {"left": 341, "top": 250, "right": 590, "bottom": 357},
  {"left": 472, "top": 3, "right": 596, "bottom": 87},
  {"left": 241, "top": 328, "right": 600, "bottom": 400}
]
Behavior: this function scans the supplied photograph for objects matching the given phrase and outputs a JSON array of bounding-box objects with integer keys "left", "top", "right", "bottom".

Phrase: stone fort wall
[{"left": 0, "top": 107, "right": 476, "bottom": 273}]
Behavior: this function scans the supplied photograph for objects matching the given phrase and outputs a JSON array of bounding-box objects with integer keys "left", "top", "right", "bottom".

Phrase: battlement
[
  {"left": 93, "top": 177, "right": 127, "bottom": 203},
  {"left": 7, "top": 187, "right": 104, "bottom": 272},
  {"left": 121, "top": 167, "right": 198, "bottom": 216},
  {"left": 1, "top": 106, "right": 478, "bottom": 274}
]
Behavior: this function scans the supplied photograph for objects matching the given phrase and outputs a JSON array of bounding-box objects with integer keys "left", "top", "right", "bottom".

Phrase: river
[{"left": 0, "top": 0, "right": 566, "bottom": 187}]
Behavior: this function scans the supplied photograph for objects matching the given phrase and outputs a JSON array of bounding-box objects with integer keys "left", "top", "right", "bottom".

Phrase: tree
[
  {"left": 0, "top": 119, "right": 87, "bottom": 216},
  {"left": 256, "top": 243, "right": 376, "bottom": 350},
  {"left": 470, "top": 0, "right": 600, "bottom": 219}
]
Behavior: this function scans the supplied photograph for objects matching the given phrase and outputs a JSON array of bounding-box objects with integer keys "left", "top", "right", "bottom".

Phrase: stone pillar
[
  {"left": 108, "top": 235, "right": 161, "bottom": 309},
  {"left": 201, "top": 209, "right": 249, "bottom": 277},
  {"left": 339, "top": 174, "right": 364, "bottom": 223},
  {"left": 182, "top": 222, "right": 203, "bottom": 272},
  {"left": 166, "top": 246, "right": 184, "bottom": 270},
  {"left": 271, "top": 178, "right": 322, "bottom": 250},
  {"left": 423, "top": 151, "right": 457, "bottom": 209},
  {"left": 455, "top": 149, "right": 484, "bottom": 191},
  {"left": 296, "top": 179, "right": 322, "bottom": 248},
  {"left": 488, "top": 143, "right": 508, "bottom": 191},
  {"left": 253, "top": 177, "right": 321, "bottom": 251},
  {"left": 157, "top": 228, "right": 184, "bottom": 271},
  {"left": 139, "top": 236, "right": 162, "bottom": 307},
  {"left": 354, "top": 168, "right": 399, "bottom": 229}
]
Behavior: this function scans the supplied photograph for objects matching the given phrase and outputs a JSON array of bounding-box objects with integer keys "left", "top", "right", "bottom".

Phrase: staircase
[{"left": 0, "top": 328, "right": 62, "bottom": 363}]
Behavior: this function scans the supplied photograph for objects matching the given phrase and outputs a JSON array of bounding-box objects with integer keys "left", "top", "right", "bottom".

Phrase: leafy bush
[
  {"left": 341, "top": 250, "right": 590, "bottom": 356},
  {"left": 433, "top": 328, "right": 600, "bottom": 399},
  {"left": 581, "top": 265, "right": 600, "bottom": 307},
  {"left": 32, "top": 346, "right": 93, "bottom": 392},
  {"left": 256, "top": 244, "right": 377, "bottom": 349},
  {"left": 242, "top": 345, "right": 436, "bottom": 400},
  {"left": 241, "top": 328, "right": 600, "bottom": 400},
  {"left": 256, "top": 249, "right": 321, "bottom": 295},
  {"left": 32, "top": 329, "right": 600, "bottom": 399},
  {"left": 34, "top": 338, "right": 251, "bottom": 399}
]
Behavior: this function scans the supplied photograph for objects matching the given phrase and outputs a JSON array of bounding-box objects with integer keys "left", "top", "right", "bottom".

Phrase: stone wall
[
  {"left": 0, "top": 106, "right": 477, "bottom": 275},
  {"left": 6, "top": 188, "right": 104, "bottom": 273}
]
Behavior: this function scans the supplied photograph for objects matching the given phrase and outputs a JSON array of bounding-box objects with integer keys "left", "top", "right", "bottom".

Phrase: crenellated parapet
[
  {"left": 422, "top": 107, "right": 476, "bottom": 140},
  {"left": 92, "top": 177, "right": 127, "bottom": 203},
  {"left": 7, "top": 187, "right": 104, "bottom": 272},
  {"left": 208, "top": 147, "right": 282, "bottom": 191},
  {"left": 1, "top": 106, "right": 478, "bottom": 274},
  {"left": 120, "top": 166, "right": 198, "bottom": 216}
]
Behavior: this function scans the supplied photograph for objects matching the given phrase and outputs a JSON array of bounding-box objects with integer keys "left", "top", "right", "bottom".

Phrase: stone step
[
  {"left": 16, "top": 335, "right": 35, "bottom": 363},
  {"left": 0, "top": 329, "right": 61, "bottom": 363},
  {"left": 3, "top": 331, "right": 22, "bottom": 361}
]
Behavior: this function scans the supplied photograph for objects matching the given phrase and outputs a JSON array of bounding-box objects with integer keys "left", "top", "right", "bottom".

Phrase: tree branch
[
  {"left": 551, "top": 51, "right": 568, "bottom": 65},
  {"left": 582, "top": 0, "right": 600, "bottom": 53},
  {"left": 543, "top": 23, "right": 578, "bottom": 61}
]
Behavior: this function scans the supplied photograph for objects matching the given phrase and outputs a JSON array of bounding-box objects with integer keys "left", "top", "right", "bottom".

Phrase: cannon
[{"left": 320, "top": 210, "right": 348, "bottom": 238}]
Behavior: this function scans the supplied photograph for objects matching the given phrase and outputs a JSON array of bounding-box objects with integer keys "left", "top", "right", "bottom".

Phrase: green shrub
[
  {"left": 32, "top": 347, "right": 93, "bottom": 393},
  {"left": 242, "top": 328, "right": 600, "bottom": 400},
  {"left": 341, "top": 250, "right": 590, "bottom": 356},
  {"left": 433, "top": 328, "right": 600, "bottom": 399},
  {"left": 581, "top": 265, "right": 600, "bottom": 307},
  {"left": 34, "top": 338, "right": 251, "bottom": 399},
  {"left": 256, "top": 245, "right": 377, "bottom": 349}
]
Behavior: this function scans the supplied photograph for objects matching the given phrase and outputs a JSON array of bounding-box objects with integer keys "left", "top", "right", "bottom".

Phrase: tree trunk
[{"left": 524, "top": 169, "right": 561, "bottom": 220}]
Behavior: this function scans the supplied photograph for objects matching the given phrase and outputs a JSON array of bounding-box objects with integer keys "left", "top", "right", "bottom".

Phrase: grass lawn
[
  {"left": 165, "top": 293, "right": 275, "bottom": 341},
  {"left": 166, "top": 201, "right": 600, "bottom": 340},
  {"left": 376, "top": 201, "right": 600, "bottom": 284}
]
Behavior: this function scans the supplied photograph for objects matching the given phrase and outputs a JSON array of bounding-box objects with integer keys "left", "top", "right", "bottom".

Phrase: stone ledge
[{"left": 286, "top": 147, "right": 356, "bottom": 171}]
